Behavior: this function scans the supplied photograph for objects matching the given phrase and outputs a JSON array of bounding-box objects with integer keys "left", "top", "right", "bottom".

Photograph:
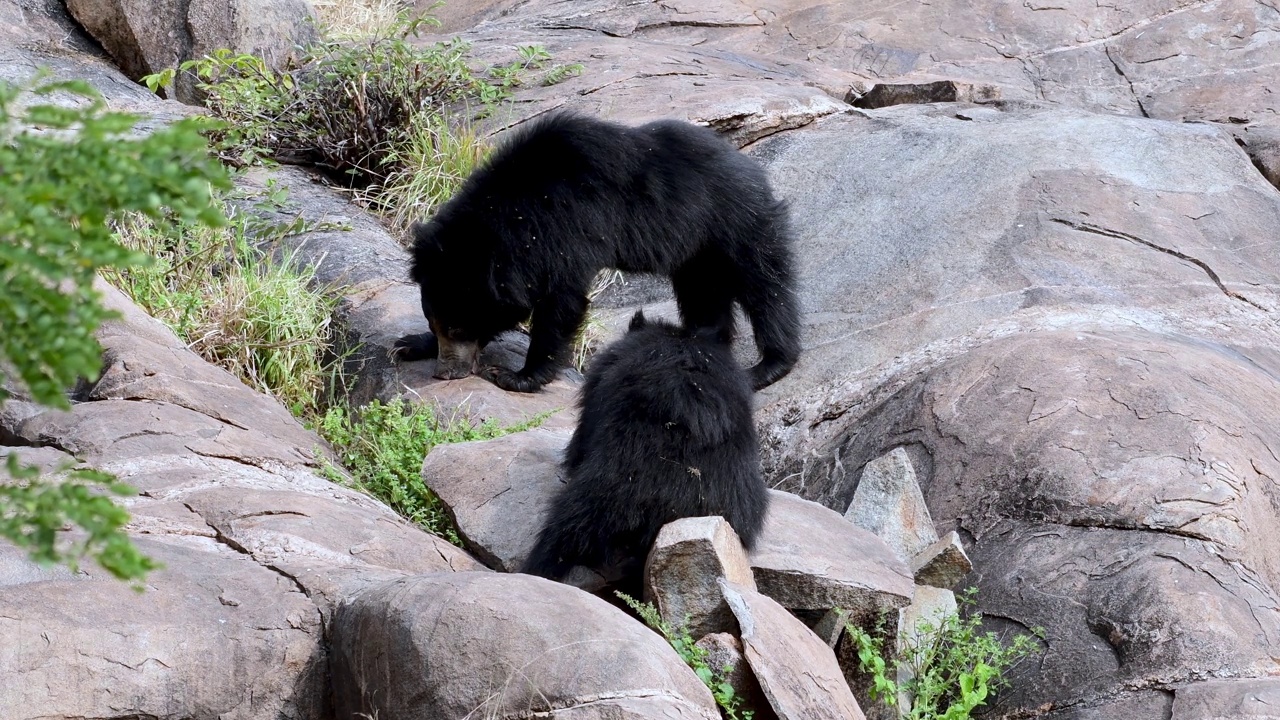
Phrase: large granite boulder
[
  {"left": 66, "top": 0, "right": 317, "bottom": 103},
  {"left": 330, "top": 572, "right": 721, "bottom": 719}
]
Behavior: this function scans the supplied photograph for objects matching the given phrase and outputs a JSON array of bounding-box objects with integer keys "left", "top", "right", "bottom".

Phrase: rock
[
  {"left": 695, "top": 632, "right": 777, "bottom": 720},
  {"left": 644, "top": 516, "right": 757, "bottom": 638},
  {"left": 756, "top": 103, "right": 1280, "bottom": 506},
  {"left": 0, "top": 538, "right": 327, "bottom": 720},
  {"left": 910, "top": 531, "right": 973, "bottom": 590},
  {"left": 845, "top": 447, "right": 940, "bottom": 562},
  {"left": 785, "top": 329, "right": 1280, "bottom": 716},
  {"left": 1171, "top": 678, "right": 1280, "bottom": 718},
  {"left": 1233, "top": 124, "right": 1280, "bottom": 191},
  {"left": 418, "top": 23, "right": 851, "bottom": 148},
  {"left": 898, "top": 585, "right": 958, "bottom": 663},
  {"left": 751, "top": 489, "right": 913, "bottom": 621},
  {"left": 722, "top": 581, "right": 867, "bottom": 720},
  {"left": 331, "top": 572, "right": 720, "bottom": 720},
  {"left": 422, "top": 427, "right": 573, "bottom": 571},
  {"left": 1, "top": 252, "right": 488, "bottom": 718},
  {"left": 853, "top": 78, "right": 1002, "bottom": 109},
  {"left": 66, "top": 0, "right": 317, "bottom": 103}
]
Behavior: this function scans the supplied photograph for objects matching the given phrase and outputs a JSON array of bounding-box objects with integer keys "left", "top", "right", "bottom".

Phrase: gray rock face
[
  {"left": 755, "top": 103, "right": 1280, "bottom": 505},
  {"left": 331, "top": 572, "right": 721, "bottom": 720},
  {"left": 723, "top": 581, "right": 867, "bottom": 720},
  {"left": 694, "top": 633, "right": 777, "bottom": 720},
  {"left": 845, "top": 447, "right": 939, "bottom": 562},
  {"left": 644, "top": 516, "right": 757, "bottom": 638},
  {"left": 66, "top": 0, "right": 317, "bottom": 102},
  {"left": 1171, "top": 678, "right": 1280, "bottom": 719},
  {"left": 750, "top": 489, "right": 913, "bottom": 620},
  {"left": 422, "top": 427, "right": 573, "bottom": 571}
]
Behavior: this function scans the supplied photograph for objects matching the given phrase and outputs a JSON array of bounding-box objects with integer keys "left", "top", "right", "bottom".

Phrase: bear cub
[
  {"left": 392, "top": 112, "right": 800, "bottom": 394},
  {"left": 522, "top": 312, "right": 770, "bottom": 593}
]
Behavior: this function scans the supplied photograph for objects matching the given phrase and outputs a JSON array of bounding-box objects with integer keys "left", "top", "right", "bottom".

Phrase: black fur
[
  {"left": 522, "top": 312, "right": 769, "bottom": 592},
  {"left": 394, "top": 112, "right": 801, "bottom": 393}
]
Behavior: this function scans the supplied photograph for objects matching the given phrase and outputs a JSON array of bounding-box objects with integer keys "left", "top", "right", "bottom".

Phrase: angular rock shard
[
  {"left": 910, "top": 531, "right": 973, "bottom": 589},
  {"left": 845, "top": 447, "right": 939, "bottom": 562},
  {"left": 645, "top": 516, "right": 757, "bottom": 639}
]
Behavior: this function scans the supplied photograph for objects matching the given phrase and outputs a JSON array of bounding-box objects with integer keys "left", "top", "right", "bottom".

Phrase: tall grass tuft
[
  {"left": 105, "top": 213, "right": 339, "bottom": 417},
  {"left": 378, "top": 114, "right": 490, "bottom": 236}
]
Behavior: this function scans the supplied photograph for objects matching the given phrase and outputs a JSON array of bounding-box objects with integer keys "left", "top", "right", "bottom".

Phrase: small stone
[
  {"left": 645, "top": 516, "right": 757, "bottom": 638},
  {"left": 722, "top": 581, "right": 867, "bottom": 720},
  {"left": 911, "top": 531, "right": 973, "bottom": 589},
  {"left": 845, "top": 448, "right": 940, "bottom": 562}
]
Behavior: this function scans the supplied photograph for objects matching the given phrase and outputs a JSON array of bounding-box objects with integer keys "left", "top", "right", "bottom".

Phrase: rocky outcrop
[
  {"left": 0, "top": 284, "right": 485, "bottom": 719},
  {"left": 331, "top": 572, "right": 721, "bottom": 720}
]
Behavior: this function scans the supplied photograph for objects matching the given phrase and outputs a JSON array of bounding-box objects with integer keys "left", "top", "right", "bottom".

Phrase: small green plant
[
  {"left": 0, "top": 73, "right": 229, "bottom": 583},
  {"left": 104, "top": 209, "right": 341, "bottom": 417},
  {"left": 315, "top": 399, "right": 549, "bottom": 543},
  {"left": 843, "top": 589, "right": 1043, "bottom": 720},
  {"left": 617, "top": 592, "right": 755, "bottom": 720}
]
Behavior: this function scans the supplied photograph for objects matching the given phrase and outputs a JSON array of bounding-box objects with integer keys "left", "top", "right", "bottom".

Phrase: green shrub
[
  {"left": 0, "top": 74, "right": 230, "bottom": 582},
  {"left": 843, "top": 589, "right": 1043, "bottom": 720},
  {"left": 617, "top": 592, "right": 755, "bottom": 720},
  {"left": 105, "top": 208, "right": 342, "bottom": 417},
  {"left": 315, "top": 398, "right": 548, "bottom": 543}
]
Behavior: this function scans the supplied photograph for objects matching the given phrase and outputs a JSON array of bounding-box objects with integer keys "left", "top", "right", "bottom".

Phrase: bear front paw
[
  {"left": 481, "top": 366, "right": 544, "bottom": 393},
  {"left": 390, "top": 333, "right": 438, "bottom": 363}
]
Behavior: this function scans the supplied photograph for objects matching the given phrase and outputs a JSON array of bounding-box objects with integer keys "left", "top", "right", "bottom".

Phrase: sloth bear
[
  {"left": 521, "top": 312, "right": 770, "bottom": 593},
  {"left": 392, "top": 112, "right": 800, "bottom": 393}
]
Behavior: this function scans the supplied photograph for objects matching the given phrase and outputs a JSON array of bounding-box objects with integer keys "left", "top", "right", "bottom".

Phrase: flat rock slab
[
  {"left": 331, "top": 572, "right": 720, "bottom": 720},
  {"left": 422, "top": 426, "right": 574, "bottom": 570},
  {"left": 723, "top": 581, "right": 866, "bottom": 720},
  {"left": 750, "top": 489, "right": 913, "bottom": 618}
]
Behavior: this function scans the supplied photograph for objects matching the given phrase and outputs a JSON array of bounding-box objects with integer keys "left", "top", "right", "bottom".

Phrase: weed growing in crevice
[
  {"left": 843, "top": 589, "right": 1043, "bottom": 720},
  {"left": 315, "top": 399, "right": 550, "bottom": 544},
  {"left": 617, "top": 592, "right": 755, "bottom": 720}
]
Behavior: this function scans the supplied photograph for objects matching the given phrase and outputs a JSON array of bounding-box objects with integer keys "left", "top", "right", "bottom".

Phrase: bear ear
[
  {"left": 628, "top": 310, "right": 648, "bottom": 331},
  {"left": 410, "top": 221, "right": 445, "bottom": 256}
]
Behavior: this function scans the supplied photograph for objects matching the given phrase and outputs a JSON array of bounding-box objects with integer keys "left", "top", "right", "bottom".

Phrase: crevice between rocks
[
  {"left": 1104, "top": 45, "right": 1149, "bottom": 118},
  {"left": 1050, "top": 217, "right": 1268, "bottom": 311},
  {"left": 185, "top": 502, "right": 312, "bottom": 599}
]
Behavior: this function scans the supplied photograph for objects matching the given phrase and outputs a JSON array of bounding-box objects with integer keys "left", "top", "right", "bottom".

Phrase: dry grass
[{"left": 311, "top": 0, "right": 411, "bottom": 39}]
